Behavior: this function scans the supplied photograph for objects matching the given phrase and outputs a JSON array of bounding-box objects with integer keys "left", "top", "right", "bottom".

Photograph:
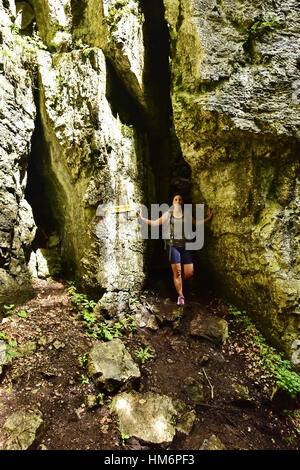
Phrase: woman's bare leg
[
  {"left": 171, "top": 263, "right": 183, "bottom": 297},
  {"left": 183, "top": 263, "right": 194, "bottom": 281}
]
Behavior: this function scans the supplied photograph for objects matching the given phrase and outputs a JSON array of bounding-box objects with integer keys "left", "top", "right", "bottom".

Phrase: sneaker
[{"left": 177, "top": 295, "right": 185, "bottom": 306}]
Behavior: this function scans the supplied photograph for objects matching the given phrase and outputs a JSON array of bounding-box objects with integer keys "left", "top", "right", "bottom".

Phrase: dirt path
[{"left": 0, "top": 279, "right": 299, "bottom": 450}]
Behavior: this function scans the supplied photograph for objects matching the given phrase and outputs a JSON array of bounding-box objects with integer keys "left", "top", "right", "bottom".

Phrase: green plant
[
  {"left": 249, "top": 17, "right": 282, "bottom": 37},
  {"left": 121, "top": 432, "right": 130, "bottom": 447},
  {"left": 0, "top": 332, "right": 8, "bottom": 341},
  {"left": 3, "top": 304, "right": 15, "bottom": 315},
  {"left": 17, "top": 310, "right": 27, "bottom": 319},
  {"left": 10, "top": 22, "right": 47, "bottom": 71},
  {"left": 0, "top": 331, "right": 18, "bottom": 362},
  {"left": 135, "top": 346, "right": 154, "bottom": 364},
  {"left": 97, "top": 393, "right": 105, "bottom": 405},
  {"left": 78, "top": 354, "right": 87, "bottom": 368},
  {"left": 67, "top": 283, "right": 135, "bottom": 341},
  {"left": 228, "top": 305, "right": 300, "bottom": 398},
  {"left": 129, "top": 297, "right": 142, "bottom": 314},
  {"left": 80, "top": 374, "right": 89, "bottom": 385},
  {"left": 119, "top": 315, "right": 136, "bottom": 333}
]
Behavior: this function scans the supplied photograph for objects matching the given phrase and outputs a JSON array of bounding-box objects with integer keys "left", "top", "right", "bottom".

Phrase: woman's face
[{"left": 173, "top": 195, "right": 183, "bottom": 207}]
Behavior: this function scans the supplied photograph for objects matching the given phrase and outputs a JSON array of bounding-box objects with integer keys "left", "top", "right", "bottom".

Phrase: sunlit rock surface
[
  {"left": 71, "top": 0, "right": 146, "bottom": 109},
  {"left": 164, "top": 0, "right": 300, "bottom": 358},
  {"left": 31, "top": 0, "right": 150, "bottom": 311},
  {"left": 112, "top": 391, "right": 178, "bottom": 443}
]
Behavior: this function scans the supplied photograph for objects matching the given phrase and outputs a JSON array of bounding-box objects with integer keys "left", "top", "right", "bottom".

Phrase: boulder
[
  {"left": 86, "top": 339, "right": 140, "bottom": 392},
  {"left": 155, "top": 301, "right": 183, "bottom": 326},
  {"left": 135, "top": 310, "right": 159, "bottom": 331},
  {"left": 4, "top": 409, "right": 44, "bottom": 450},
  {"left": 189, "top": 314, "right": 228, "bottom": 345},
  {"left": 174, "top": 400, "right": 196, "bottom": 435},
  {"left": 112, "top": 391, "right": 177, "bottom": 444}
]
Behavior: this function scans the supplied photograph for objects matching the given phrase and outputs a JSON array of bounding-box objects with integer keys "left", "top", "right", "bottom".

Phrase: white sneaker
[{"left": 177, "top": 296, "right": 185, "bottom": 306}]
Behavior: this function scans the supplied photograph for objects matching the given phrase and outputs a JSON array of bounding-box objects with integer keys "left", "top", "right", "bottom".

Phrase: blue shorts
[{"left": 166, "top": 245, "right": 194, "bottom": 265}]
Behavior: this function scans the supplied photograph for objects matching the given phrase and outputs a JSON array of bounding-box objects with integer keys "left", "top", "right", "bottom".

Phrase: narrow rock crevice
[{"left": 24, "top": 91, "right": 69, "bottom": 280}]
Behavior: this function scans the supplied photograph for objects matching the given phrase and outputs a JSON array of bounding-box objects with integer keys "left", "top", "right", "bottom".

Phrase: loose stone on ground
[
  {"left": 199, "top": 434, "right": 226, "bottom": 450},
  {"left": 189, "top": 312, "right": 228, "bottom": 345},
  {"left": 86, "top": 338, "right": 141, "bottom": 392},
  {"left": 3, "top": 408, "right": 44, "bottom": 450},
  {"left": 111, "top": 391, "right": 178, "bottom": 444}
]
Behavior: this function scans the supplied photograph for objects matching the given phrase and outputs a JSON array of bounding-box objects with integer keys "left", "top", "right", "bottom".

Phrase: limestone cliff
[
  {"left": 32, "top": 0, "right": 154, "bottom": 311},
  {"left": 0, "top": 0, "right": 299, "bottom": 361},
  {"left": 0, "top": 0, "right": 36, "bottom": 306},
  {"left": 164, "top": 0, "right": 300, "bottom": 359}
]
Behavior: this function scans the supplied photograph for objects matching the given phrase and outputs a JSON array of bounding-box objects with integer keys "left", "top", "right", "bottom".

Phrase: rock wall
[
  {"left": 164, "top": 0, "right": 300, "bottom": 359},
  {"left": 0, "top": 0, "right": 36, "bottom": 307},
  {"left": 1, "top": 0, "right": 299, "bottom": 359},
  {"left": 30, "top": 0, "right": 154, "bottom": 312},
  {"left": 0, "top": 0, "right": 173, "bottom": 314}
]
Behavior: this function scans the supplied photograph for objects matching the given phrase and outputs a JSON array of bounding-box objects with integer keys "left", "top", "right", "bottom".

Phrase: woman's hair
[{"left": 171, "top": 193, "right": 184, "bottom": 203}]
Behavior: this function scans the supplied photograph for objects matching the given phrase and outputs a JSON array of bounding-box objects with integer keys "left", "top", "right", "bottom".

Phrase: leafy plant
[
  {"left": 121, "top": 124, "right": 134, "bottom": 139},
  {"left": 0, "top": 331, "right": 18, "bottom": 362},
  {"left": 249, "top": 17, "right": 282, "bottom": 37},
  {"left": 80, "top": 374, "right": 90, "bottom": 385},
  {"left": 119, "top": 315, "right": 136, "bottom": 333},
  {"left": 67, "top": 282, "right": 135, "bottom": 341},
  {"left": 3, "top": 304, "right": 15, "bottom": 315},
  {"left": 135, "top": 346, "right": 154, "bottom": 364},
  {"left": 78, "top": 354, "right": 87, "bottom": 368},
  {"left": 228, "top": 305, "right": 300, "bottom": 398},
  {"left": 129, "top": 297, "right": 140, "bottom": 307},
  {"left": 97, "top": 393, "right": 105, "bottom": 405},
  {"left": 10, "top": 22, "right": 47, "bottom": 73},
  {"left": 17, "top": 310, "right": 27, "bottom": 319},
  {"left": 121, "top": 432, "right": 130, "bottom": 447}
]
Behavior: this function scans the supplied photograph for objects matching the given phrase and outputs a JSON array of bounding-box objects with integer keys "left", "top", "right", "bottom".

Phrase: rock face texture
[
  {"left": 32, "top": 0, "right": 154, "bottom": 311},
  {"left": 0, "top": 1, "right": 36, "bottom": 307},
  {"left": 164, "top": 0, "right": 300, "bottom": 359},
  {"left": 0, "top": 0, "right": 299, "bottom": 360}
]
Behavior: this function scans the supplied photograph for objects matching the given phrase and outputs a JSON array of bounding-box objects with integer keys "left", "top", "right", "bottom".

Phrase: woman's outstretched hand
[{"left": 137, "top": 208, "right": 143, "bottom": 220}]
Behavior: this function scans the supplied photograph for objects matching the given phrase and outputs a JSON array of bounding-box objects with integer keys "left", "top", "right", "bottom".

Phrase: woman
[{"left": 138, "top": 195, "right": 212, "bottom": 305}]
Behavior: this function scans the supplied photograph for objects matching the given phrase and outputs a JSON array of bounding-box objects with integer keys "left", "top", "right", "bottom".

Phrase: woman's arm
[
  {"left": 192, "top": 208, "right": 213, "bottom": 226},
  {"left": 138, "top": 209, "right": 169, "bottom": 226}
]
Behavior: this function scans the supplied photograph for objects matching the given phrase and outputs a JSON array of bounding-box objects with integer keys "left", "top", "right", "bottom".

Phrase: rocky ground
[{"left": 0, "top": 277, "right": 299, "bottom": 451}]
